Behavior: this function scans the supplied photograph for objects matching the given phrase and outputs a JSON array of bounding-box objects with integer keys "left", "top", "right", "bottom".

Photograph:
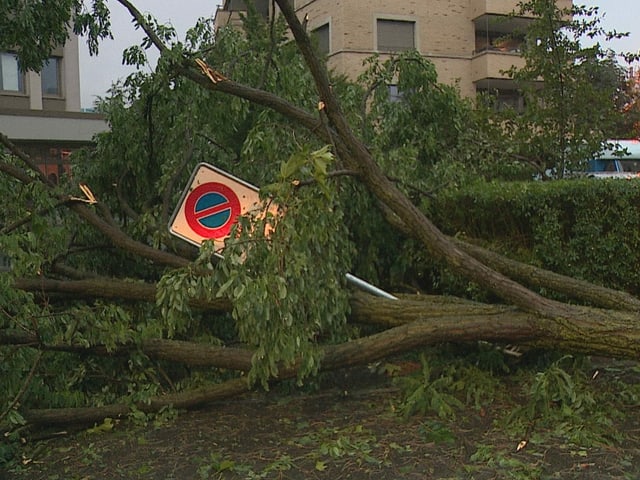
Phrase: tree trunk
[{"left": 13, "top": 289, "right": 640, "bottom": 427}]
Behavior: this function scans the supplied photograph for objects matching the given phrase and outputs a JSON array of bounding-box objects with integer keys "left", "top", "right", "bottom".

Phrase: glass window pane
[
  {"left": 42, "top": 58, "right": 60, "bottom": 96},
  {"left": 1, "top": 53, "right": 21, "bottom": 92},
  {"left": 313, "top": 24, "right": 330, "bottom": 55}
]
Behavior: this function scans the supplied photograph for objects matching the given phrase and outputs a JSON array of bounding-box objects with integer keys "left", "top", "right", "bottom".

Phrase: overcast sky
[
  {"left": 78, "top": 0, "right": 640, "bottom": 109},
  {"left": 581, "top": 0, "right": 640, "bottom": 54},
  {"left": 79, "top": 0, "right": 221, "bottom": 108}
]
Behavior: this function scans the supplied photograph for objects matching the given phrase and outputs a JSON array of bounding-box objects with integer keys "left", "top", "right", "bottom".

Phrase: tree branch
[
  {"left": 274, "top": 0, "right": 575, "bottom": 318},
  {"left": 0, "top": 131, "right": 54, "bottom": 187},
  {"left": 114, "top": 0, "right": 169, "bottom": 55}
]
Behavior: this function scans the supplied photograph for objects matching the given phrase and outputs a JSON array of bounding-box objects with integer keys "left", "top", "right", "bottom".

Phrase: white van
[{"left": 586, "top": 139, "right": 640, "bottom": 178}]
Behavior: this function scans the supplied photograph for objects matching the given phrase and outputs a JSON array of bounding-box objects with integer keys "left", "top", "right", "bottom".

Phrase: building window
[
  {"left": 41, "top": 57, "right": 61, "bottom": 96},
  {"left": 0, "top": 52, "right": 24, "bottom": 92},
  {"left": 377, "top": 19, "right": 415, "bottom": 52},
  {"left": 388, "top": 84, "right": 403, "bottom": 103},
  {"left": 312, "top": 23, "right": 330, "bottom": 56}
]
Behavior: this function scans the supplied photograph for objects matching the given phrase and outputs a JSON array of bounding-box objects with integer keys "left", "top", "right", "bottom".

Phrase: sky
[
  {"left": 79, "top": 0, "right": 221, "bottom": 108},
  {"left": 581, "top": 0, "right": 640, "bottom": 55},
  {"left": 78, "top": 1, "right": 640, "bottom": 109}
]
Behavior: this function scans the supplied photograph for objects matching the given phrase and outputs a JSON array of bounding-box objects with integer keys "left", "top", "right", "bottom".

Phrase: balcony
[
  {"left": 471, "top": 0, "right": 573, "bottom": 18},
  {"left": 474, "top": 14, "right": 533, "bottom": 51},
  {"left": 471, "top": 0, "right": 528, "bottom": 18},
  {"left": 471, "top": 50, "right": 525, "bottom": 83},
  {"left": 472, "top": 12, "right": 530, "bottom": 83},
  {"left": 214, "top": 0, "right": 271, "bottom": 30}
]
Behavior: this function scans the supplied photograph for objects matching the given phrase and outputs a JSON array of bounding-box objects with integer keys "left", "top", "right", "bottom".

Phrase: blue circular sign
[{"left": 185, "top": 182, "right": 241, "bottom": 239}]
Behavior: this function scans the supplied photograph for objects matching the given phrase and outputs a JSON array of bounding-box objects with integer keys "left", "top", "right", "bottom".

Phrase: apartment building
[
  {"left": 0, "top": 34, "right": 107, "bottom": 184},
  {"left": 214, "top": 0, "right": 572, "bottom": 103}
]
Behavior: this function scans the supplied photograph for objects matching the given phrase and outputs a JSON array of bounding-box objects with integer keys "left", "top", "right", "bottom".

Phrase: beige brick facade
[
  {"left": 0, "top": 33, "right": 107, "bottom": 184},
  {"left": 215, "top": 0, "right": 573, "bottom": 98}
]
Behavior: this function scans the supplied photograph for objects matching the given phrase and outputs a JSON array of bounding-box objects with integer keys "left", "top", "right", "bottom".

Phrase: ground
[{"left": 2, "top": 357, "right": 640, "bottom": 480}]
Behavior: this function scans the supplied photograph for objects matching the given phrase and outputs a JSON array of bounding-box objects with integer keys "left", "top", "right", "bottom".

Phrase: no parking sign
[
  {"left": 169, "top": 163, "right": 398, "bottom": 299},
  {"left": 169, "top": 163, "right": 268, "bottom": 251}
]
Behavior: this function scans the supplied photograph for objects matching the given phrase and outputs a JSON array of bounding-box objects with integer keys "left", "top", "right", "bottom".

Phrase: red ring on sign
[{"left": 184, "top": 182, "right": 241, "bottom": 239}]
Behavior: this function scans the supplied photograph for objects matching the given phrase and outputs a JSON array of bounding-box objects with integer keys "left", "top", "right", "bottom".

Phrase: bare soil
[{"left": 3, "top": 360, "right": 640, "bottom": 480}]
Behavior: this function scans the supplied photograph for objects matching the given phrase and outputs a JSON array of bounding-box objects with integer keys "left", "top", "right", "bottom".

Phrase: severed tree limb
[
  {"left": 5, "top": 289, "right": 640, "bottom": 362},
  {"left": 14, "top": 224, "right": 640, "bottom": 314},
  {"left": 377, "top": 201, "right": 640, "bottom": 312},
  {"left": 272, "top": 0, "right": 575, "bottom": 318},
  {"left": 23, "top": 377, "right": 251, "bottom": 426},
  {"left": 12, "top": 276, "right": 233, "bottom": 311},
  {"left": 453, "top": 237, "right": 640, "bottom": 312},
  {"left": 4, "top": 0, "right": 640, "bottom": 429},
  {"left": 19, "top": 304, "right": 537, "bottom": 426}
]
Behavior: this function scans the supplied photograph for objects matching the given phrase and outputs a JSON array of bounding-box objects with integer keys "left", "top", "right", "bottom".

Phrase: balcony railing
[
  {"left": 471, "top": 50, "right": 526, "bottom": 82},
  {"left": 471, "top": 0, "right": 573, "bottom": 18}
]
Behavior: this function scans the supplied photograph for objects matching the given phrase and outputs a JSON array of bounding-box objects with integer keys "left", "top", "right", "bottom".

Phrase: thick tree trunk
[
  {"left": 273, "top": 0, "right": 572, "bottom": 318},
  {"left": 12, "top": 289, "right": 640, "bottom": 427},
  {"left": 453, "top": 237, "right": 640, "bottom": 312},
  {"left": 7, "top": 291, "right": 640, "bottom": 362}
]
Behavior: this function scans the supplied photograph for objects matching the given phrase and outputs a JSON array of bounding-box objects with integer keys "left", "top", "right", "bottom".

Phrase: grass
[{"left": 3, "top": 346, "right": 640, "bottom": 479}]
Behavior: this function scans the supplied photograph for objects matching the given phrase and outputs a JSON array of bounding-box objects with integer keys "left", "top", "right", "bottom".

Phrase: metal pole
[{"left": 345, "top": 273, "right": 397, "bottom": 300}]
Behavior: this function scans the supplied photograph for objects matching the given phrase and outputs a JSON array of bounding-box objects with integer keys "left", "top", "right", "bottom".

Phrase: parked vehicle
[{"left": 586, "top": 139, "right": 640, "bottom": 178}]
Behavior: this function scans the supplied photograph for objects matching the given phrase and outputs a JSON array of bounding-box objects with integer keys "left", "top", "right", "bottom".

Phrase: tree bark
[
  {"left": 23, "top": 377, "right": 251, "bottom": 426},
  {"left": 15, "top": 229, "right": 640, "bottom": 315},
  {"left": 19, "top": 291, "right": 640, "bottom": 427},
  {"left": 453, "top": 237, "right": 640, "bottom": 312}
]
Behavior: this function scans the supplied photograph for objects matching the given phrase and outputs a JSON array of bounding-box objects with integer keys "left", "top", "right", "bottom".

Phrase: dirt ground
[{"left": 3, "top": 360, "right": 640, "bottom": 480}]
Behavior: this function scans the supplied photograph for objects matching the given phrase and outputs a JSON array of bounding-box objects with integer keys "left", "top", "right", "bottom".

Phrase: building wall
[
  {"left": 0, "top": 33, "right": 107, "bottom": 184},
  {"left": 215, "top": 0, "right": 573, "bottom": 99},
  {"left": 0, "top": 32, "right": 82, "bottom": 113},
  {"left": 294, "top": 0, "right": 571, "bottom": 98}
]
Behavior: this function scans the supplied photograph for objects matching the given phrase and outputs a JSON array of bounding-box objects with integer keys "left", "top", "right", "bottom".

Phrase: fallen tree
[
  {"left": 1, "top": 0, "right": 639, "bottom": 428},
  {"left": 3, "top": 285, "right": 640, "bottom": 426}
]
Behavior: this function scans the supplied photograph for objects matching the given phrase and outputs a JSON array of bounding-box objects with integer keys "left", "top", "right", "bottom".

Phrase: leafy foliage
[
  {"left": 427, "top": 178, "right": 640, "bottom": 297},
  {"left": 1, "top": 5, "right": 371, "bottom": 413},
  {"left": 360, "top": 51, "right": 475, "bottom": 184},
  {"left": 1, "top": 0, "right": 639, "bottom": 445},
  {"left": 477, "top": 0, "right": 634, "bottom": 179},
  {"left": 506, "top": 355, "right": 625, "bottom": 447},
  {"left": 0, "top": 0, "right": 112, "bottom": 70},
  {"left": 395, "top": 353, "right": 499, "bottom": 420},
  {"left": 156, "top": 146, "right": 354, "bottom": 387}
]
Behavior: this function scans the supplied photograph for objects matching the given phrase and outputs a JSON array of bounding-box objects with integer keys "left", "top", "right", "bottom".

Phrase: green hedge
[{"left": 427, "top": 178, "right": 640, "bottom": 295}]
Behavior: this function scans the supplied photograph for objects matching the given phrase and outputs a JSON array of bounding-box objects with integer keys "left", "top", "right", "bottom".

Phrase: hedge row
[{"left": 427, "top": 178, "right": 640, "bottom": 295}]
